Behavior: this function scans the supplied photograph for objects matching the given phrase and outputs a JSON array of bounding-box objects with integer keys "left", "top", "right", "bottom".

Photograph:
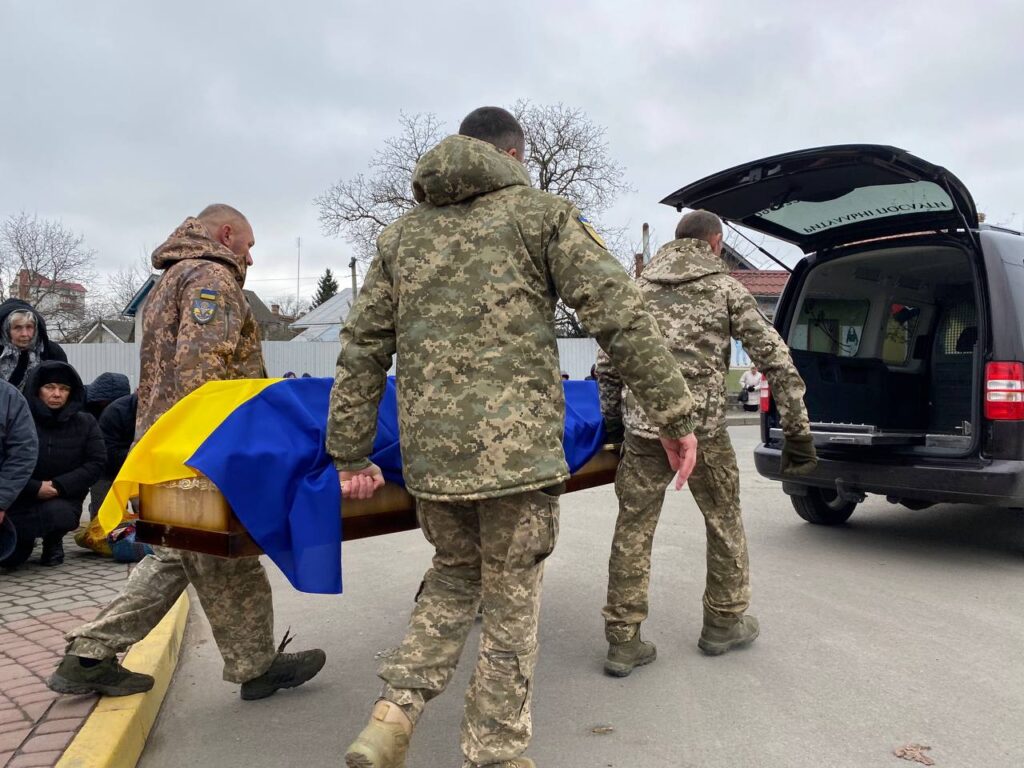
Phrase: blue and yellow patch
[
  {"left": 191, "top": 288, "right": 219, "bottom": 325},
  {"left": 577, "top": 215, "right": 607, "bottom": 249}
]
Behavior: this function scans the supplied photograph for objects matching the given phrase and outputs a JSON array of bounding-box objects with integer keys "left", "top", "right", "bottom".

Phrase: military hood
[
  {"left": 640, "top": 238, "right": 730, "bottom": 285},
  {"left": 151, "top": 217, "right": 247, "bottom": 284},
  {"left": 25, "top": 361, "right": 86, "bottom": 425},
  {"left": 412, "top": 135, "right": 532, "bottom": 207}
]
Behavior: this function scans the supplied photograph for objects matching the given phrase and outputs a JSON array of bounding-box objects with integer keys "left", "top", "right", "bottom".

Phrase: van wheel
[{"left": 791, "top": 488, "right": 856, "bottom": 525}]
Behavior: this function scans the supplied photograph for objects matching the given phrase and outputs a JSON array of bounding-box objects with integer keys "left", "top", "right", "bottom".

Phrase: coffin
[{"left": 135, "top": 445, "right": 621, "bottom": 558}]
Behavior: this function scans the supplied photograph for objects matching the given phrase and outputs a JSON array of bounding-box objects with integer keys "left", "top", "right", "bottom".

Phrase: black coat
[
  {"left": 98, "top": 392, "right": 137, "bottom": 478},
  {"left": 12, "top": 362, "right": 105, "bottom": 509},
  {"left": 0, "top": 299, "right": 68, "bottom": 389}
]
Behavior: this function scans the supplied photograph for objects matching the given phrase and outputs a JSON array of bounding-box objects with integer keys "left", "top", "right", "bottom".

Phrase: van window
[
  {"left": 882, "top": 304, "right": 922, "bottom": 365},
  {"left": 791, "top": 298, "right": 870, "bottom": 357},
  {"left": 937, "top": 302, "right": 977, "bottom": 356}
]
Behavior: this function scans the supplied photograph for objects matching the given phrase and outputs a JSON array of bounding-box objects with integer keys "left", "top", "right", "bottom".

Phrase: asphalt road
[{"left": 139, "top": 426, "right": 1024, "bottom": 767}]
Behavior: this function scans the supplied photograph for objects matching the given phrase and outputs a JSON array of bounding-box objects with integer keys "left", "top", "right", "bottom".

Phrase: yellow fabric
[{"left": 97, "top": 379, "right": 278, "bottom": 535}]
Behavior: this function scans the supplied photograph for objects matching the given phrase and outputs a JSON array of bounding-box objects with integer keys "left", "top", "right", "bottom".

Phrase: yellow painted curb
[{"left": 56, "top": 593, "right": 190, "bottom": 768}]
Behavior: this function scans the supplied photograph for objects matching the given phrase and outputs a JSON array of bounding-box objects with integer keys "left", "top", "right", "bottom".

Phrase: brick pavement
[{"left": 0, "top": 532, "right": 133, "bottom": 768}]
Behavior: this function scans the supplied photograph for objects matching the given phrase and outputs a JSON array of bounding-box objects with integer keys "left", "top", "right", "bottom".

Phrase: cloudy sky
[{"left": 2, "top": 1, "right": 1021, "bottom": 307}]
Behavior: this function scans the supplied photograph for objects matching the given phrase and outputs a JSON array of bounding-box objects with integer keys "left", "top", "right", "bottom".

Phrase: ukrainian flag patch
[{"left": 578, "top": 215, "right": 607, "bottom": 249}]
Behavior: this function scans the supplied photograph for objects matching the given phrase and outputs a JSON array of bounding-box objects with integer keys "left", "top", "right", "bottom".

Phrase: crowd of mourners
[{"left": 0, "top": 298, "right": 139, "bottom": 570}]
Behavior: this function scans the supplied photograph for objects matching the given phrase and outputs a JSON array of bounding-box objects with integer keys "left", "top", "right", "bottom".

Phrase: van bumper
[{"left": 754, "top": 444, "right": 1024, "bottom": 507}]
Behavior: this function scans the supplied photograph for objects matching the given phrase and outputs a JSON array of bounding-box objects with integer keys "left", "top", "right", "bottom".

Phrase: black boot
[
  {"left": 48, "top": 655, "right": 155, "bottom": 696},
  {"left": 40, "top": 536, "right": 65, "bottom": 566},
  {"left": 240, "top": 631, "right": 326, "bottom": 701}
]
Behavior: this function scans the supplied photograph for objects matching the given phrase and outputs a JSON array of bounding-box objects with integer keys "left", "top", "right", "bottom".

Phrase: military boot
[
  {"left": 240, "top": 631, "right": 326, "bottom": 701},
  {"left": 604, "top": 629, "right": 657, "bottom": 677},
  {"left": 344, "top": 699, "right": 411, "bottom": 768},
  {"left": 698, "top": 614, "right": 760, "bottom": 656},
  {"left": 47, "top": 655, "right": 154, "bottom": 696}
]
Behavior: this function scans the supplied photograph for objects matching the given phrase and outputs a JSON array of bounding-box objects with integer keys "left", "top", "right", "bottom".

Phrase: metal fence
[
  {"left": 65, "top": 337, "right": 752, "bottom": 387},
  {"left": 66, "top": 339, "right": 606, "bottom": 386}
]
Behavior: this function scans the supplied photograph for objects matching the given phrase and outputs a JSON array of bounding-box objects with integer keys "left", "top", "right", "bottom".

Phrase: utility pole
[
  {"left": 349, "top": 257, "right": 358, "bottom": 301},
  {"left": 296, "top": 237, "right": 301, "bottom": 310},
  {"left": 642, "top": 222, "right": 651, "bottom": 264}
]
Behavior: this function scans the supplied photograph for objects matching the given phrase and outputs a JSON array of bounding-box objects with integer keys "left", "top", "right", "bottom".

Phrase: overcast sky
[{"left": 1, "top": 1, "right": 1021, "bottom": 306}]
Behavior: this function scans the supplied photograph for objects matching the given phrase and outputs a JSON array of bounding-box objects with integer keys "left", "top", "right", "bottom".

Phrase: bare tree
[
  {"left": 0, "top": 212, "right": 98, "bottom": 341},
  {"left": 266, "top": 294, "right": 311, "bottom": 319},
  {"left": 316, "top": 112, "right": 445, "bottom": 261}
]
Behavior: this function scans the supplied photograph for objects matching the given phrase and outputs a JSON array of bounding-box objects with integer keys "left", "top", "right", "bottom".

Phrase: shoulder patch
[
  {"left": 577, "top": 215, "right": 608, "bottom": 250},
  {"left": 191, "top": 289, "right": 219, "bottom": 325}
]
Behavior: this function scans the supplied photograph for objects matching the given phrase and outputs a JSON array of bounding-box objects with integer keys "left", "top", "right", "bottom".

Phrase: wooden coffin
[{"left": 135, "top": 446, "right": 621, "bottom": 558}]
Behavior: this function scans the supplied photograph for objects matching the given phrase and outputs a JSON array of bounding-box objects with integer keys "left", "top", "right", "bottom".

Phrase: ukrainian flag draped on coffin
[{"left": 99, "top": 378, "right": 607, "bottom": 595}]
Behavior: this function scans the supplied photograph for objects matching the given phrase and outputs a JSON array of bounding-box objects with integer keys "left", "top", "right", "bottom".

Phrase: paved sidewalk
[{"left": 0, "top": 532, "right": 132, "bottom": 768}]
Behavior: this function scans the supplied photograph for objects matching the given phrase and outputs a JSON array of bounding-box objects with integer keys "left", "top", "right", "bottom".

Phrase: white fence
[{"left": 66, "top": 339, "right": 605, "bottom": 386}]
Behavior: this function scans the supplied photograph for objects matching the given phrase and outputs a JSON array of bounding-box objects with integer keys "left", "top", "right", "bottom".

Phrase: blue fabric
[{"left": 188, "top": 377, "right": 606, "bottom": 595}]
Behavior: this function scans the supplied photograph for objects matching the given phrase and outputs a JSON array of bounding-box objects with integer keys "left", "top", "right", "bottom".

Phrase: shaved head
[
  {"left": 197, "top": 203, "right": 247, "bottom": 230},
  {"left": 675, "top": 210, "right": 723, "bottom": 241},
  {"left": 197, "top": 203, "right": 255, "bottom": 268}
]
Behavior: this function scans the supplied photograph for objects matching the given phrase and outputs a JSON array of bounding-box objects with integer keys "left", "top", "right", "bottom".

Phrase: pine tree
[{"left": 311, "top": 268, "right": 339, "bottom": 308}]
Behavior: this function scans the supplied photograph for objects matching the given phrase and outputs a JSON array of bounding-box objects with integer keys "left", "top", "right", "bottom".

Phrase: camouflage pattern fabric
[
  {"left": 327, "top": 134, "right": 695, "bottom": 501},
  {"left": 66, "top": 546, "right": 276, "bottom": 682},
  {"left": 604, "top": 430, "right": 750, "bottom": 641},
  {"left": 137, "top": 217, "right": 264, "bottom": 437},
  {"left": 597, "top": 237, "right": 809, "bottom": 440},
  {"left": 378, "top": 491, "right": 558, "bottom": 765},
  {"left": 65, "top": 216, "right": 275, "bottom": 683}
]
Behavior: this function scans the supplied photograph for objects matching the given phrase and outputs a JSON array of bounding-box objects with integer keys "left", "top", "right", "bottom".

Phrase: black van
[{"left": 661, "top": 145, "right": 1024, "bottom": 524}]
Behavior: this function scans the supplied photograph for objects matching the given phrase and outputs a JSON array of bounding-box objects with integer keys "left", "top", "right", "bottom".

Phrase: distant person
[
  {"left": 301, "top": 372, "right": 312, "bottom": 378},
  {"left": 597, "top": 209, "right": 816, "bottom": 675},
  {"left": 586, "top": 364, "right": 598, "bottom": 381},
  {"left": 0, "top": 380, "right": 39, "bottom": 567},
  {"left": 1, "top": 362, "right": 104, "bottom": 568},
  {"left": 282, "top": 371, "right": 297, "bottom": 379},
  {"left": 739, "top": 364, "right": 763, "bottom": 413},
  {"left": 0, "top": 299, "right": 68, "bottom": 390},
  {"left": 560, "top": 371, "right": 570, "bottom": 380},
  {"left": 83, "top": 372, "right": 131, "bottom": 421},
  {"left": 87, "top": 391, "right": 138, "bottom": 520}
]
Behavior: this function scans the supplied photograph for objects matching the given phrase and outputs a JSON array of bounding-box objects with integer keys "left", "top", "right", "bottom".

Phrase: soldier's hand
[
  {"left": 660, "top": 432, "right": 699, "bottom": 490},
  {"left": 781, "top": 434, "right": 818, "bottom": 476},
  {"left": 603, "top": 416, "right": 625, "bottom": 444},
  {"left": 339, "top": 463, "right": 385, "bottom": 500}
]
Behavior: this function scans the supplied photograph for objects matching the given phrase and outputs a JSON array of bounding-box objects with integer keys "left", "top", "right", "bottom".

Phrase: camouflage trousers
[
  {"left": 380, "top": 489, "right": 560, "bottom": 766},
  {"left": 66, "top": 546, "right": 277, "bottom": 683},
  {"left": 603, "top": 430, "right": 750, "bottom": 643}
]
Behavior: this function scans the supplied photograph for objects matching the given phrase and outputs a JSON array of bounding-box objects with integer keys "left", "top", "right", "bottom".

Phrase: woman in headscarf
[
  {"left": 0, "top": 361, "right": 104, "bottom": 568},
  {"left": 0, "top": 299, "right": 68, "bottom": 390}
]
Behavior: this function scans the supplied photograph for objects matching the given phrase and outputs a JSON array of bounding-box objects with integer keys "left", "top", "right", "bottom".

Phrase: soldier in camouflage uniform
[
  {"left": 328, "top": 107, "right": 698, "bottom": 768},
  {"left": 48, "top": 206, "right": 326, "bottom": 700},
  {"left": 598, "top": 210, "right": 817, "bottom": 673}
]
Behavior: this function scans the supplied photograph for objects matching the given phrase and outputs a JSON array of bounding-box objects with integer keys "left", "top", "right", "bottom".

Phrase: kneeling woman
[{"left": 2, "top": 362, "right": 105, "bottom": 567}]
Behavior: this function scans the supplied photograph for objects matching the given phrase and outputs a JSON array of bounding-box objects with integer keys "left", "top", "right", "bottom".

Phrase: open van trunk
[{"left": 772, "top": 241, "right": 982, "bottom": 456}]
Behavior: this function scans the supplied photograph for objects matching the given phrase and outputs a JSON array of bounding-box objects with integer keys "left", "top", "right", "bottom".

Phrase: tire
[{"left": 791, "top": 488, "right": 856, "bottom": 525}]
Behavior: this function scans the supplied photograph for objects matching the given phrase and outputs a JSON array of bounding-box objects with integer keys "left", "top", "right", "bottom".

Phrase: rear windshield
[
  {"left": 757, "top": 181, "right": 953, "bottom": 238},
  {"left": 790, "top": 298, "right": 870, "bottom": 357}
]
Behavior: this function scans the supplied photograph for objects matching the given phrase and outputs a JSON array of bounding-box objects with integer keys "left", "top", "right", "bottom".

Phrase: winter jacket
[
  {"left": 12, "top": 362, "right": 105, "bottom": 508},
  {"left": 137, "top": 218, "right": 265, "bottom": 438},
  {"left": 328, "top": 135, "right": 694, "bottom": 500},
  {"left": 0, "top": 299, "right": 68, "bottom": 390},
  {"left": 84, "top": 372, "right": 131, "bottom": 419},
  {"left": 98, "top": 393, "right": 137, "bottom": 477},
  {"left": 0, "top": 380, "right": 38, "bottom": 510}
]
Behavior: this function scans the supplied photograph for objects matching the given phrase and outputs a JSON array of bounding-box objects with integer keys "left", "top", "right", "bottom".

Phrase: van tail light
[
  {"left": 759, "top": 380, "right": 772, "bottom": 413},
  {"left": 985, "top": 362, "right": 1024, "bottom": 420}
]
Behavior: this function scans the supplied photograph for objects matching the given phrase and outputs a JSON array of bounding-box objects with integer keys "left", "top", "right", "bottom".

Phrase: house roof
[
  {"left": 80, "top": 318, "right": 135, "bottom": 343},
  {"left": 18, "top": 269, "right": 87, "bottom": 294},
  {"left": 289, "top": 289, "right": 354, "bottom": 332},
  {"left": 729, "top": 270, "right": 790, "bottom": 296}
]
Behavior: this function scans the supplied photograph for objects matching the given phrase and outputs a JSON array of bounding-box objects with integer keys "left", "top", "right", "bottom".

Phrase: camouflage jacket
[
  {"left": 597, "top": 238, "right": 809, "bottom": 439},
  {"left": 327, "top": 135, "right": 695, "bottom": 501},
  {"left": 136, "top": 218, "right": 265, "bottom": 438}
]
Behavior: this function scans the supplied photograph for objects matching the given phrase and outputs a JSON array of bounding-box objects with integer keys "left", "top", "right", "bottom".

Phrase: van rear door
[{"left": 660, "top": 145, "right": 978, "bottom": 253}]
